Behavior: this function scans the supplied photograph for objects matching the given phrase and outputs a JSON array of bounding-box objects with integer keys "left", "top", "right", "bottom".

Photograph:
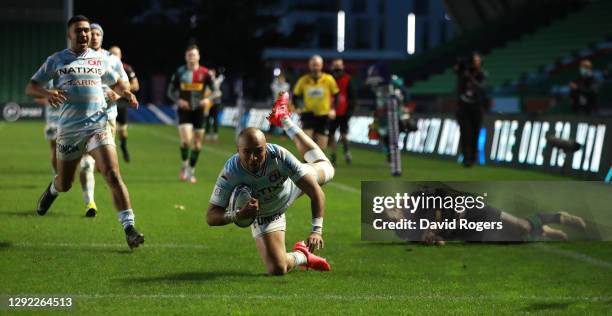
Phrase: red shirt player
[{"left": 329, "top": 59, "right": 357, "bottom": 165}]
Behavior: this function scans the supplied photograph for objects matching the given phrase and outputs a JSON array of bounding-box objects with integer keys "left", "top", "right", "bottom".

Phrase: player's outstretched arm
[
  {"left": 296, "top": 174, "right": 326, "bottom": 252},
  {"left": 206, "top": 199, "right": 259, "bottom": 226},
  {"left": 26, "top": 81, "right": 66, "bottom": 107},
  {"left": 112, "top": 80, "right": 138, "bottom": 108},
  {"left": 32, "top": 97, "right": 48, "bottom": 106},
  {"left": 206, "top": 203, "right": 230, "bottom": 226}
]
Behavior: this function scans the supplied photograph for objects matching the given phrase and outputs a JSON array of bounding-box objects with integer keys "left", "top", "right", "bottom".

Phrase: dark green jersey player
[
  {"left": 167, "top": 44, "right": 215, "bottom": 183},
  {"left": 381, "top": 185, "right": 586, "bottom": 244}
]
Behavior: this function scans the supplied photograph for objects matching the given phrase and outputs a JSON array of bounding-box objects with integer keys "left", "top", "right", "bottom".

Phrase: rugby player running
[
  {"left": 26, "top": 15, "right": 144, "bottom": 249},
  {"left": 167, "top": 44, "right": 216, "bottom": 184}
]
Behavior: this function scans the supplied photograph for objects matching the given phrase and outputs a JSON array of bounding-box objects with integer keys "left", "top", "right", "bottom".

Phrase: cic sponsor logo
[{"left": 2, "top": 102, "right": 44, "bottom": 122}]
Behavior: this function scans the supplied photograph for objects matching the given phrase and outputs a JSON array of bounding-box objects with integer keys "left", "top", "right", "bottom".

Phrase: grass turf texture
[{"left": 0, "top": 121, "right": 610, "bottom": 315}]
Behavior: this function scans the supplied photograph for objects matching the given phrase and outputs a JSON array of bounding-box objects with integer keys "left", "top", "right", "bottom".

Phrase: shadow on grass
[
  {"left": 120, "top": 271, "right": 264, "bottom": 283},
  {"left": 522, "top": 302, "right": 572, "bottom": 312},
  {"left": 0, "top": 210, "right": 73, "bottom": 218},
  {"left": 0, "top": 241, "right": 13, "bottom": 249},
  {"left": 0, "top": 184, "right": 39, "bottom": 190}
]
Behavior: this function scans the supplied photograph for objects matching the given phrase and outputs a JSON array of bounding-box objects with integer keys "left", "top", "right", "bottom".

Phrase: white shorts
[
  {"left": 107, "top": 118, "right": 117, "bottom": 137},
  {"left": 56, "top": 125, "right": 114, "bottom": 161},
  {"left": 44, "top": 124, "right": 58, "bottom": 141},
  {"left": 251, "top": 181, "right": 303, "bottom": 238}
]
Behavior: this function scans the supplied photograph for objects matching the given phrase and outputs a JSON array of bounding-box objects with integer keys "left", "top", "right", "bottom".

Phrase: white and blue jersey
[
  {"left": 100, "top": 49, "right": 129, "bottom": 121},
  {"left": 43, "top": 80, "right": 60, "bottom": 126},
  {"left": 31, "top": 48, "right": 120, "bottom": 137},
  {"left": 210, "top": 143, "right": 309, "bottom": 217}
]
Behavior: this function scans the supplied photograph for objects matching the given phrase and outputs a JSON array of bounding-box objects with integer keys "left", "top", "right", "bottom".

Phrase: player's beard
[
  {"left": 248, "top": 162, "right": 261, "bottom": 173},
  {"left": 74, "top": 36, "right": 89, "bottom": 52},
  {"left": 310, "top": 70, "right": 321, "bottom": 80}
]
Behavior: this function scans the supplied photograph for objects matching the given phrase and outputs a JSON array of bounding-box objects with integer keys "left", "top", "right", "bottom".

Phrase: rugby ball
[{"left": 228, "top": 184, "right": 256, "bottom": 228}]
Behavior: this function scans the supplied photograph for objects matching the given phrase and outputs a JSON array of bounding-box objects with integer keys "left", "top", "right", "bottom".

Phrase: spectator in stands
[
  {"left": 269, "top": 72, "right": 290, "bottom": 136},
  {"left": 454, "top": 53, "right": 486, "bottom": 167},
  {"left": 205, "top": 68, "right": 224, "bottom": 143},
  {"left": 569, "top": 59, "right": 598, "bottom": 115},
  {"left": 271, "top": 73, "right": 290, "bottom": 103}
]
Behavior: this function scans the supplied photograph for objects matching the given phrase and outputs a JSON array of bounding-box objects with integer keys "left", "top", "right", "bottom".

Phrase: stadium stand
[
  {"left": 409, "top": 0, "right": 612, "bottom": 95},
  {"left": 0, "top": 22, "right": 64, "bottom": 104}
]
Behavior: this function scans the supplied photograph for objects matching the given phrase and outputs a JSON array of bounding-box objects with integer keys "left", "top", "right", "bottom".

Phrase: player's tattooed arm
[
  {"left": 129, "top": 71, "right": 140, "bottom": 93},
  {"left": 296, "top": 173, "right": 326, "bottom": 252},
  {"left": 26, "top": 81, "right": 66, "bottom": 108},
  {"left": 199, "top": 73, "right": 217, "bottom": 108}
]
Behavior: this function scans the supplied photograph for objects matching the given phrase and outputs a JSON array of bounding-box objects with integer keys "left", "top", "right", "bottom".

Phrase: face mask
[{"left": 580, "top": 67, "right": 592, "bottom": 77}]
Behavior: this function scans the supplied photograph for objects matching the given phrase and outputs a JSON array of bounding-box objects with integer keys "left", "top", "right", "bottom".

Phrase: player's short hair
[
  {"left": 67, "top": 15, "right": 90, "bottom": 28},
  {"left": 185, "top": 44, "right": 199, "bottom": 52},
  {"left": 238, "top": 127, "right": 264, "bottom": 139},
  {"left": 310, "top": 54, "right": 323, "bottom": 64}
]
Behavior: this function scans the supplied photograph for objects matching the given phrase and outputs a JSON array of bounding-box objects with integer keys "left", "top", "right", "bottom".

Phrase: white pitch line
[
  {"left": 534, "top": 243, "right": 612, "bottom": 270},
  {"left": 17, "top": 293, "right": 609, "bottom": 302},
  {"left": 328, "top": 182, "right": 360, "bottom": 194},
  {"left": 14, "top": 242, "right": 207, "bottom": 250}
]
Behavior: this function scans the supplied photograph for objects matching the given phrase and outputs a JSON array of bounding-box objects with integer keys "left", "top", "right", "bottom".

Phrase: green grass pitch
[{"left": 0, "top": 121, "right": 610, "bottom": 314}]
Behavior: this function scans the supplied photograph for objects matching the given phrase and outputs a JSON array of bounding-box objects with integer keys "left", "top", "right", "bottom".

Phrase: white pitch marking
[
  {"left": 130, "top": 127, "right": 612, "bottom": 272},
  {"left": 49, "top": 293, "right": 612, "bottom": 302},
  {"left": 533, "top": 243, "right": 612, "bottom": 270},
  {"left": 14, "top": 242, "right": 207, "bottom": 250}
]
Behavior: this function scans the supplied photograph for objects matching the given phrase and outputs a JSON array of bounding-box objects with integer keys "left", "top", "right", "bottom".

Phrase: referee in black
[{"left": 454, "top": 53, "right": 486, "bottom": 167}]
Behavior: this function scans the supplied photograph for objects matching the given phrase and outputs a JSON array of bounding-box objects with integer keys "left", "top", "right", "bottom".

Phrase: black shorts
[
  {"left": 178, "top": 108, "right": 204, "bottom": 129},
  {"left": 329, "top": 115, "right": 350, "bottom": 135},
  {"left": 300, "top": 112, "right": 329, "bottom": 136},
  {"left": 116, "top": 105, "right": 128, "bottom": 125}
]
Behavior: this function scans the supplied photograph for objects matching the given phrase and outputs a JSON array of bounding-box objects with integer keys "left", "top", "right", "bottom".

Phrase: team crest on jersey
[{"left": 268, "top": 170, "right": 281, "bottom": 183}]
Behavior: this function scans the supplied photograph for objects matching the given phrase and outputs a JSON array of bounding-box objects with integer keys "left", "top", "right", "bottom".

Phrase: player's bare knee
[
  {"left": 104, "top": 168, "right": 123, "bottom": 187},
  {"left": 316, "top": 161, "right": 335, "bottom": 184}
]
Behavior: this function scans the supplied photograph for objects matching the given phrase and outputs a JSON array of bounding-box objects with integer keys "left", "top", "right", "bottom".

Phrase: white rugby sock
[
  {"left": 281, "top": 116, "right": 301, "bottom": 140},
  {"left": 289, "top": 251, "right": 307, "bottom": 266},
  {"left": 49, "top": 179, "right": 59, "bottom": 196},
  {"left": 80, "top": 168, "right": 95, "bottom": 205},
  {"left": 118, "top": 209, "right": 135, "bottom": 229}
]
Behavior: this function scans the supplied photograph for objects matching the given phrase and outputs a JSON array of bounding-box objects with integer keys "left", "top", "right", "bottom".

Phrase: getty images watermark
[
  {"left": 361, "top": 181, "right": 607, "bottom": 243},
  {"left": 371, "top": 191, "right": 502, "bottom": 232}
]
